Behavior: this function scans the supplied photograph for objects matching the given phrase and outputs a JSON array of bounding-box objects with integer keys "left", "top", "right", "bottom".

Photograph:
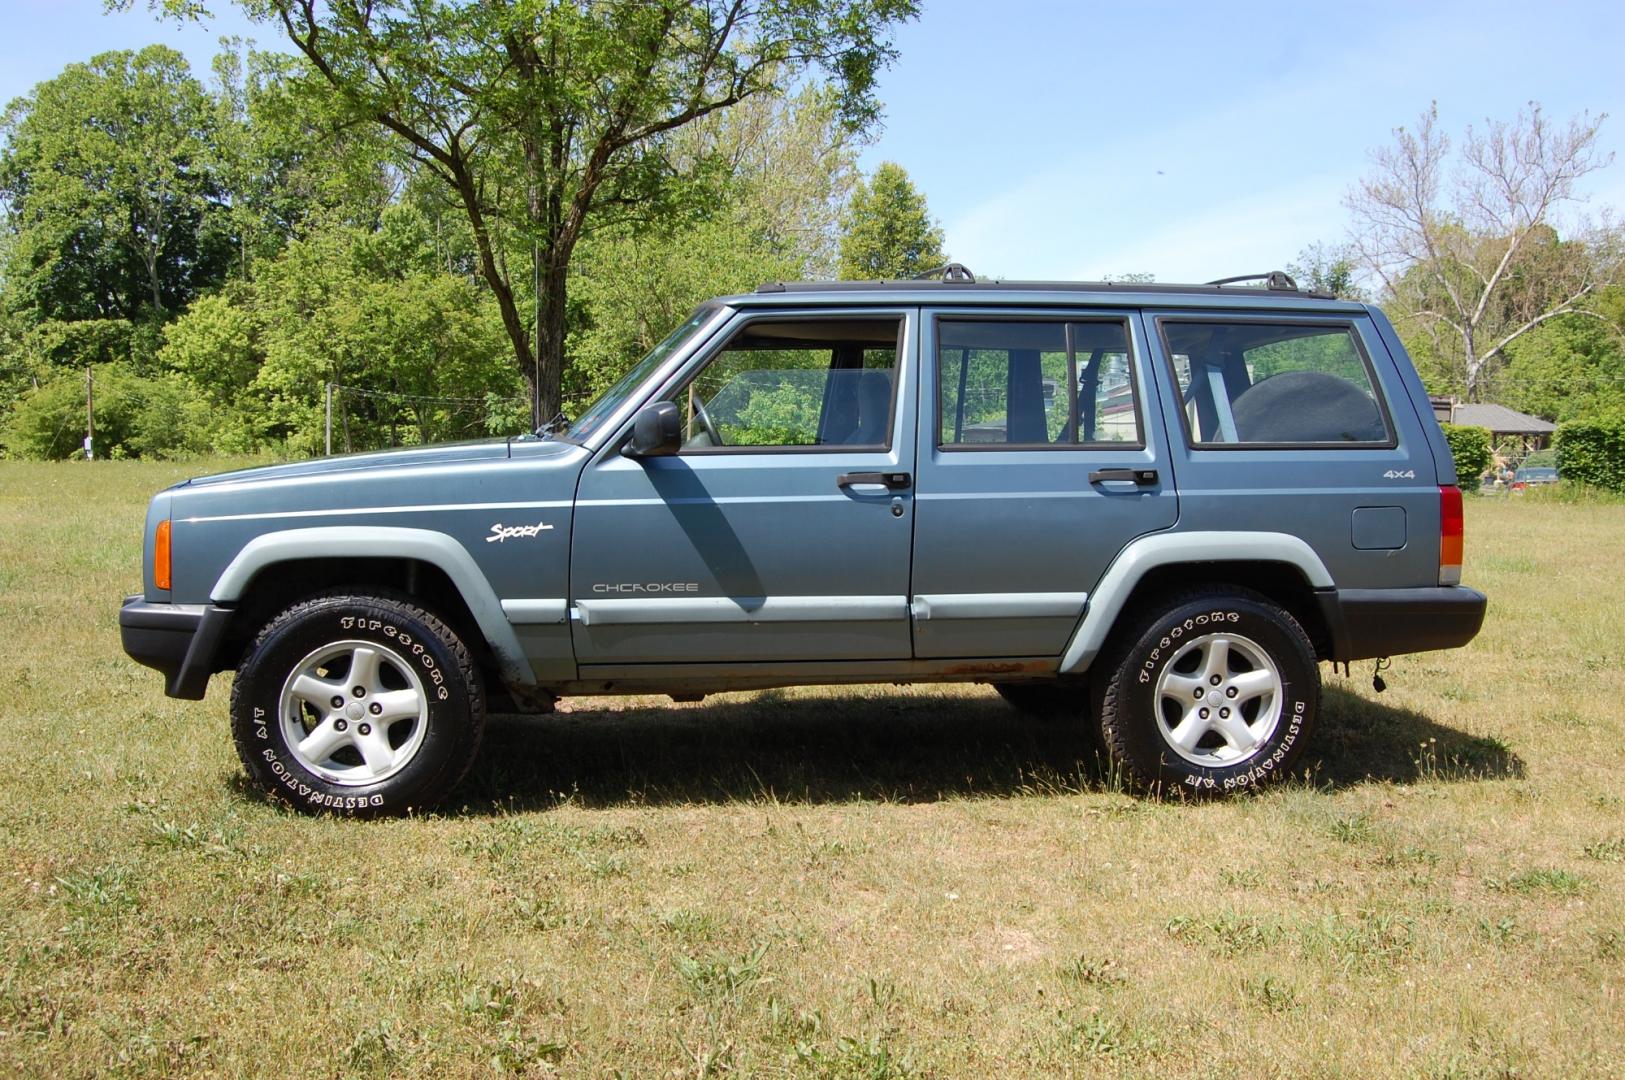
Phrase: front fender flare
[
  {"left": 211, "top": 525, "right": 535, "bottom": 686},
  {"left": 1058, "top": 531, "right": 1334, "bottom": 674}
]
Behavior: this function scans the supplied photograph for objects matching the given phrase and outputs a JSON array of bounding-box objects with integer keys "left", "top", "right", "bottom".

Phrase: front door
[
  {"left": 569, "top": 309, "right": 918, "bottom": 665},
  {"left": 910, "top": 310, "right": 1179, "bottom": 658}
]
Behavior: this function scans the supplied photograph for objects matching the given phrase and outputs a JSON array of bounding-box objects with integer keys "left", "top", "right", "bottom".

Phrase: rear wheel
[
  {"left": 1094, "top": 588, "right": 1317, "bottom": 795},
  {"left": 230, "top": 593, "right": 484, "bottom": 816}
]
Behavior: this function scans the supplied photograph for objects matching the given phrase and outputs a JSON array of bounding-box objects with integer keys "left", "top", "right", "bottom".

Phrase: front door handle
[
  {"left": 837, "top": 471, "right": 912, "bottom": 491},
  {"left": 1089, "top": 468, "right": 1158, "bottom": 486}
]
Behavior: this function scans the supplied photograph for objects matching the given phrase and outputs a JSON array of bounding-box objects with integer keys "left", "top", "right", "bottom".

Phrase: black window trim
[
  {"left": 931, "top": 312, "right": 1147, "bottom": 453},
  {"left": 657, "top": 309, "right": 909, "bottom": 457},
  {"left": 1154, "top": 314, "right": 1400, "bottom": 451}
]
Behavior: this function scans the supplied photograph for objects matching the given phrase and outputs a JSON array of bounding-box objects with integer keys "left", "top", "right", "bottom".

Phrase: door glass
[
  {"left": 937, "top": 320, "right": 1140, "bottom": 447},
  {"left": 672, "top": 318, "right": 901, "bottom": 450}
]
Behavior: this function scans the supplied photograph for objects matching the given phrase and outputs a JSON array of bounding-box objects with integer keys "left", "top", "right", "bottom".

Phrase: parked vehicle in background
[
  {"left": 119, "top": 267, "right": 1487, "bottom": 814},
  {"left": 1511, "top": 465, "right": 1560, "bottom": 491}
]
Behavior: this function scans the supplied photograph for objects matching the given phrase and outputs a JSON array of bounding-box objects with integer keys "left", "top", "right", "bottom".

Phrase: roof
[
  {"left": 1449, "top": 403, "right": 1557, "bottom": 434},
  {"left": 724, "top": 280, "right": 1368, "bottom": 315},
  {"left": 752, "top": 278, "right": 1338, "bottom": 300}
]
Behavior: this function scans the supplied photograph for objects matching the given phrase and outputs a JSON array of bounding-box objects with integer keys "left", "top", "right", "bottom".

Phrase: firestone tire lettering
[
  {"left": 229, "top": 592, "right": 485, "bottom": 818},
  {"left": 1094, "top": 588, "right": 1318, "bottom": 797}
]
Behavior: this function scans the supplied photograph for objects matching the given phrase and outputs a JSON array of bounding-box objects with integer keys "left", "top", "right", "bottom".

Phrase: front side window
[
  {"left": 1162, "top": 322, "right": 1391, "bottom": 446},
  {"left": 937, "top": 320, "right": 1140, "bottom": 448},
  {"left": 671, "top": 318, "right": 900, "bottom": 450}
]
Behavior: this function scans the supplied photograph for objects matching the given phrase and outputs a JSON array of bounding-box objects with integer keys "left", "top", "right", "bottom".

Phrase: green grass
[{"left": 3, "top": 459, "right": 1624, "bottom": 1077}]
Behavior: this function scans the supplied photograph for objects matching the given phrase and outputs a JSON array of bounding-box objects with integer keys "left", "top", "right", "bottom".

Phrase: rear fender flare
[{"left": 1059, "top": 531, "right": 1333, "bottom": 674}]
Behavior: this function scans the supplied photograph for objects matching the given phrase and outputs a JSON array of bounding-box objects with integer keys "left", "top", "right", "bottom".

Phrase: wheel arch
[
  {"left": 1060, "top": 531, "right": 1336, "bottom": 674},
  {"left": 210, "top": 527, "right": 534, "bottom": 686}
]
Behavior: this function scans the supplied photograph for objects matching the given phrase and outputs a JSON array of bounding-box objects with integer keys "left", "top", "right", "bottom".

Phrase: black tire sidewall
[
  {"left": 231, "top": 596, "right": 478, "bottom": 815},
  {"left": 1106, "top": 595, "right": 1317, "bottom": 795}
]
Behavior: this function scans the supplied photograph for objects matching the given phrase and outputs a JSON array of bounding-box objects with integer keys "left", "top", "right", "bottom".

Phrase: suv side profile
[{"left": 119, "top": 269, "right": 1486, "bottom": 814}]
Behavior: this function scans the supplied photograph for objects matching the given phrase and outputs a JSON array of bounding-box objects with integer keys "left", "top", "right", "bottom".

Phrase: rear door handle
[
  {"left": 1089, "top": 468, "right": 1158, "bottom": 486},
  {"left": 837, "top": 471, "right": 912, "bottom": 491}
]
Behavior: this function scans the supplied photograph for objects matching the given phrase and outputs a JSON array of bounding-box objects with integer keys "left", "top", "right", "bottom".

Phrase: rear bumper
[
  {"left": 119, "top": 596, "right": 232, "bottom": 700},
  {"left": 1317, "top": 586, "right": 1487, "bottom": 662}
]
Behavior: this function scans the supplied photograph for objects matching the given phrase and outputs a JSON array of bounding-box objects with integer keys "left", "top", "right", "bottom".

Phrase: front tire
[
  {"left": 230, "top": 594, "right": 484, "bottom": 816},
  {"left": 1094, "top": 588, "right": 1317, "bottom": 795}
]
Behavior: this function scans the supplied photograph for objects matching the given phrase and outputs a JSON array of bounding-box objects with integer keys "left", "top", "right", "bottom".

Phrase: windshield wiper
[{"left": 534, "top": 411, "right": 567, "bottom": 439}]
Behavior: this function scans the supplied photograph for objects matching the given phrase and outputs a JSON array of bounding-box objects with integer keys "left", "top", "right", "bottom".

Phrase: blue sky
[{"left": 4, "top": 0, "right": 1622, "bottom": 284}]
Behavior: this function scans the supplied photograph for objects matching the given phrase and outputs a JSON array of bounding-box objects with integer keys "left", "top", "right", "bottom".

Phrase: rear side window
[
  {"left": 1160, "top": 322, "right": 1392, "bottom": 447},
  {"left": 938, "top": 320, "right": 1141, "bottom": 448}
]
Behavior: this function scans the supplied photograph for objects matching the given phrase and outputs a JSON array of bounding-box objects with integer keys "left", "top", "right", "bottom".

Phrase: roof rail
[
  {"left": 1205, "top": 271, "right": 1301, "bottom": 292},
  {"left": 912, "top": 262, "right": 976, "bottom": 283}
]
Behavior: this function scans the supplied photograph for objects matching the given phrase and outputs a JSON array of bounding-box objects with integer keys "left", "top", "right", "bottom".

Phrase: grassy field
[{"left": 1, "top": 460, "right": 1622, "bottom": 1078}]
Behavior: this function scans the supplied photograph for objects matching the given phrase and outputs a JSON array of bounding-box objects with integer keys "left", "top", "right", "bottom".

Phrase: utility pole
[
  {"left": 324, "top": 381, "right": 333, "bottom": 456},
  {"left": 84, "top": 366, "right": 94, "bottom": 461}
]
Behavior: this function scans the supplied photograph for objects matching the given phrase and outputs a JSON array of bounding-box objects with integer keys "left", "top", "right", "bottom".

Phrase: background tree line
[{"left": 0, "top": 0, "right": 944, "bottom": 459}]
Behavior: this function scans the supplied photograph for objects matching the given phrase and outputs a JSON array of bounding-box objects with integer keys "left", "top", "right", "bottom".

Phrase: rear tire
[
  {"left": 230, "top": 593, "right": 484, "bottom": 816},
  {"left": 1094, "top": 588, "right": 1317, "bottom": 795}
]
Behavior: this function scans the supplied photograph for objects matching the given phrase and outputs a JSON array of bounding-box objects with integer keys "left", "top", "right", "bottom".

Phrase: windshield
[{"left": 565, "top": 306, "right": 719, "bottom": 440}]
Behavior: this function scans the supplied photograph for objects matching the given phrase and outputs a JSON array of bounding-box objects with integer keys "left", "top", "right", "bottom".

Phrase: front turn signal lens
[{"left": 154, "top": 519, "right": 172, "bottom": 591}]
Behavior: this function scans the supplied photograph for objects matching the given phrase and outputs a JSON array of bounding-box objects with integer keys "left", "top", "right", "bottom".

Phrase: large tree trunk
[{"left": 536, "top": 257, "right": 568, "bottom": 422}]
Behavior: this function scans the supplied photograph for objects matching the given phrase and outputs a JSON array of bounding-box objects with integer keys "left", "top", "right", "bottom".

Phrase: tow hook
[{"left": 1372, "top": 657, "right": 1391, "bottom": 693}]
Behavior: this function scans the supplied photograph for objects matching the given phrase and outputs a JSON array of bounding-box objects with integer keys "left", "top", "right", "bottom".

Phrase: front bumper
[
  {"left": 119, "top": 596, "right": 233, "bottom": 700},
  {"left": 1317, "top": 585, "right": 1488, "bottom": 662}
]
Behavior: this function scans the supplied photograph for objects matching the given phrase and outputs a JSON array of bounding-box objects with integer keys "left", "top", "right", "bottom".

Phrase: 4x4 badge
[{"left": 486, "top": 520, "right": 554, "bottom": 543}]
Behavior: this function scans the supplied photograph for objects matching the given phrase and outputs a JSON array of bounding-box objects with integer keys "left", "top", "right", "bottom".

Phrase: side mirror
[{"left": 623, "top": 400, "right": 681, "bottom": 458}]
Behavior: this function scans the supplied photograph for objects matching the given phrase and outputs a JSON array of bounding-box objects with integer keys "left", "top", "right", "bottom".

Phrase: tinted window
[
  {"left": 938, "top": 320, "right": 1140, "bottom": 447},
  {"left": 672, "top": 318, "right": 899, "bottom": 450},
  {"left": 1162, "top": 322, "right": 1390, "bottom": 446}
]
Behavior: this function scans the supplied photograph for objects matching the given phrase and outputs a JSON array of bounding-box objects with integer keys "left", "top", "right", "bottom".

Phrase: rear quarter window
[{"left": 1160, "top": 321, "right": 1394, "bottom": 448}]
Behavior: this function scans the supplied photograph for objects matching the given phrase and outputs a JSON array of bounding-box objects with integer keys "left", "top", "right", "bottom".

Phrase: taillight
[
  {"left": 1439, "top": 485, "right": 1463, "bottom": 585},
  {"left": 154, "top": 519, "right": 172, "bottom": 591}
]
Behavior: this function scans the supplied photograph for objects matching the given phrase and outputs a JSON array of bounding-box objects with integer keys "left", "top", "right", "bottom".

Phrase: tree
[
  {"left": 127, "top": 0, "right": 918, "bottom": 425},
  {"left": 1346, "top": 103, "right": 1621, "bottom": 400},
  {"left": 1288, "top": 242, "right": 1365, "bottom": 300},
  {"left": 838, "top": 161, "right": 943, "bottom": 279},
  {"left": 0, "top": 46, "right": 230, "bottom": 328}
]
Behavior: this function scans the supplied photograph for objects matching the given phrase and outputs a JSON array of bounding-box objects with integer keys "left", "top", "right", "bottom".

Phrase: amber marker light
[{"left": 154, "top": 519, "right": 172, "bottom": 591}]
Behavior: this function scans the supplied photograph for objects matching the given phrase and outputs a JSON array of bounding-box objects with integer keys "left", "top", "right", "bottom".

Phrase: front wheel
[
  {"left": 1094, "top": 588, "right": 1318, "bottom": 795},
  {"left": 230, "top": 594, "right": 484, "bottom": 816}
]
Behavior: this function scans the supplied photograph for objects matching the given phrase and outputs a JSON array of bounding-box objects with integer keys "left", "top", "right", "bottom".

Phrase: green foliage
[
  {"left": 1497, "top": 290, "right": 1625, "bottom": 422},
  {"left": 839, "top": 162, "right": 944, "bottom": 280},
  {"left": 156, "top": 209, "right": 523, "bottom": 455},
  {"left": 1440, "top": 423, "right": 1493, "bottom": 486},
  {"left": 1555, "top": 418, "right": 1625, "bottom": 492},
  {"left": 0, "top": 46, "right": 230, "bottom": 324},
  {"left": 3, "top": 362, "right": 211, "bottom": 459},
  {"left": 185, "top": 0, "right": 920, "bottom": 418}
]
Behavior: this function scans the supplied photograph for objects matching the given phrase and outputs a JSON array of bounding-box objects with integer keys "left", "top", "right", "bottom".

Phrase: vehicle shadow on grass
[{"left": 449, "top": 682, "right": 1524, "bottom": 813}]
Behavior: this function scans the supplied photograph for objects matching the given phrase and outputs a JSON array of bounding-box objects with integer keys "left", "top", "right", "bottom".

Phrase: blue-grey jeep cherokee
[{"left": 119, "top": 269, "right": 1486, "bottom": 814}]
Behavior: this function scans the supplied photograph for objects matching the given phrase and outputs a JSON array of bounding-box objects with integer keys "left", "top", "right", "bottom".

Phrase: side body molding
[
  {"left": 210, "top": 526, "right": 536, "bottom": 686},
  {"left": 1058, "top": 531, "right": 1334, "bottom": 674}
]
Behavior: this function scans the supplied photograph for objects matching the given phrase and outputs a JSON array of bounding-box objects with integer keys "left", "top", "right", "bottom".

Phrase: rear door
[
  {"left": 910, "top": 310, "right": 1178, "bottom": 658},
  {"left": 1143, "top": 310, "right": 1440, "bottom": 589},
  {"left": 569, "top": 308, "right": 919, "bottom": 665}
]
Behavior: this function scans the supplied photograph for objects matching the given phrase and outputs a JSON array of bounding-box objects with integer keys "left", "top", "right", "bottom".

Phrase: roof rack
[
  {"left": 911, "top": 262, "right": 976, "bottom": 283},
  {"left": 1205, "top": 271, "right": 1301, "bottom": 292}
]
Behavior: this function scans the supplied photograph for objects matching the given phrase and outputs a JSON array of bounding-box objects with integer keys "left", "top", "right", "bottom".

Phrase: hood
[{"left": 179, "top": 438, "right": 533, "bottom": 489}]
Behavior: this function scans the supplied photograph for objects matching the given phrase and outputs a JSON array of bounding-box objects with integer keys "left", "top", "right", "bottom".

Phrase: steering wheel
[{"left": 691, "top": 398, "right": 724, "bottom": 447}]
